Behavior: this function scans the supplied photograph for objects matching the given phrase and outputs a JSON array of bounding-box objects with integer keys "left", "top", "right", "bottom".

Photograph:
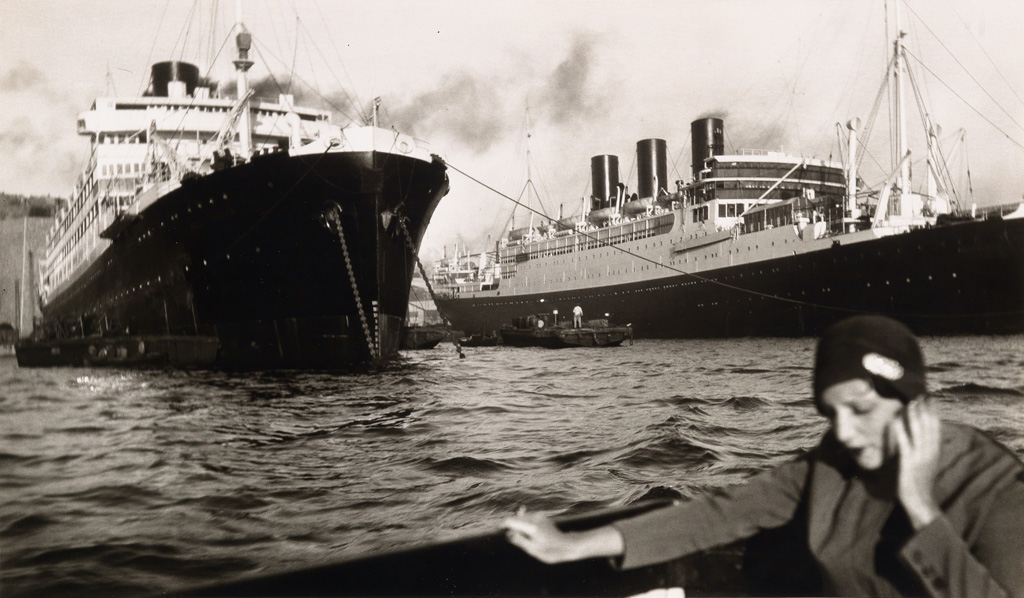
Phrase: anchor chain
[
  {"left": 394, "top": 208, "right": 464, "bottom": 358},
  {"left": 327, "top": 203, "right": 377, "bottom": 361}
]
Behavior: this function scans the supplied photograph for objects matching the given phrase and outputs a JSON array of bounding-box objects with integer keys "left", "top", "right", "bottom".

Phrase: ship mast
[
  {"left": 19, "top": 212, "right": 27, "bottom": 338},
  {"left": 846, "top": 118, "right": 861, "bottom": 224},
  {"left": 926, "top": 115, "right": 938, "bottom": 200},
  {"left": 526, "top": 106, "right": 536, "bottom": 236},
  {"left": 893, "top": 1, "right": 910, "bottom": 197},
  {"left": 233, "top": 2, "right": 254, "bottom": 160}
]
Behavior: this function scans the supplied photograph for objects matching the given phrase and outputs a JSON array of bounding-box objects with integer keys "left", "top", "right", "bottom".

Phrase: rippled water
[{"left": 2, "top": 336, "right": 1022, "bottom": 596}]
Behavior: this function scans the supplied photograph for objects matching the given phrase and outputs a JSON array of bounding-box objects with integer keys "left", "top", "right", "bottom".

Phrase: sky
[{"left": 2, "top": 0, "right": 1023, "bottom": 262}]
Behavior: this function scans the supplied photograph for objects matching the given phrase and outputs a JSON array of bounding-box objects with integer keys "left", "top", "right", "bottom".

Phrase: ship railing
[{"left": 500, "top": 213, "right": 675, "bottom": 263}]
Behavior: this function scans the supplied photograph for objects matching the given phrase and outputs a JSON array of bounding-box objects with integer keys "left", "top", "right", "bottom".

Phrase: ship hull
[
  {"left": 35, "top": 149, "right": 448, "bottom": 369},
  {"left": 437, "top": 217, "right": 1024, "bottom": 338}
]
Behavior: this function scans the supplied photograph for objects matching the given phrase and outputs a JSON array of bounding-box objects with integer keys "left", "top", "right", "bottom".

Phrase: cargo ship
[
  {"left": 17, "top": 22, "right": 449, "bottom": 369},
  {"left": 434, "top": 30, "right": 1024, "bottom": 339}
]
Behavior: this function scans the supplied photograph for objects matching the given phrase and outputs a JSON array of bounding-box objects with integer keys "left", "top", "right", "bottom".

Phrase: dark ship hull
[
  {"left": 27, "top": 150, "right": 448, "bottom": 369},
  {"left": 437, "top": 216, "right": 1024, "bottom": 339}
]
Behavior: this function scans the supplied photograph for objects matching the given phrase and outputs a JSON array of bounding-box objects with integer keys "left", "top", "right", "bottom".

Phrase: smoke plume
[
  {"left": 0, "top": 63, "right": 84, "bottom": 197},
  {"left": 538, "top": 36, "right": 603, "bottom": 124},
  {"left": 388, "top": 71, "right": 507, "bottom": 153}
]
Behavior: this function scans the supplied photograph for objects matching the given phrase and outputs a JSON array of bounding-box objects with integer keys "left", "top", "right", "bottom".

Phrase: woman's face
[{"left": 819, "top": 378, "right": 905, "bottom": 470}]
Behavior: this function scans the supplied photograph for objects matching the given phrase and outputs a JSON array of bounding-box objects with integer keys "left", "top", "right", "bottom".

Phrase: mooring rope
[{"left": 395, "top": 208, "right": 465, "bottom": 359}]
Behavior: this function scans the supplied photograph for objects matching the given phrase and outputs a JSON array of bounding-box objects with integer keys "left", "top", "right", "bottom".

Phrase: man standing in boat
[
  {"left": 572, "top": 305, "right": 583, "bottom": 329},
  {"left": 505, "top": 316, "right": 1024, "bottom": 597}
]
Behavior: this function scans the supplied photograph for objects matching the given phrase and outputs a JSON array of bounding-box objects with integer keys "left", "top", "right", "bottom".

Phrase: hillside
[{"left": 0, "top": 192, "right": 63, "bottom": 220}]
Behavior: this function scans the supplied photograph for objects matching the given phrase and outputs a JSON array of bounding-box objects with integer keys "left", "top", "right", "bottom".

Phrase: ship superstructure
[
  {"left": 434, "top": 113, "right": 1023, "bottom": 337},
  {"left": 22, "top": 24, "right": 449, "bottom": 368},
  {"left": 433, "top": 5, "right": 1024, "bottom": 338},
  {"left": 46, "top": 59, "right": 337, "bottom": 296}
]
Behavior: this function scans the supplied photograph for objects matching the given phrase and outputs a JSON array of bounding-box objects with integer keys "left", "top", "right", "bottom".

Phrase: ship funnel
[
  {"left": 636, "top": 138, "right": 668, "bottom": 200},
  {"left": 150, "top": 61, "right": 200, "bottom": 98},
  {"left": 690, "top": 118, "right": 724, "bottom": 179},
  {"left": 590, "top": 154, "right": 620, "bottom": 210}
]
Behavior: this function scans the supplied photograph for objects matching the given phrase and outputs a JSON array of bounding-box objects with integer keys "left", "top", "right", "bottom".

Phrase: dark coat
[{"left": 612, "top": 422, "right": 1024, "bottom": 597}]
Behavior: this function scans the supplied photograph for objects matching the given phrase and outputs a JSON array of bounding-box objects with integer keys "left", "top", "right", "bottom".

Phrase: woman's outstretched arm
[{"left": 503, "top": 508, "right": 624, "bottom": 564}]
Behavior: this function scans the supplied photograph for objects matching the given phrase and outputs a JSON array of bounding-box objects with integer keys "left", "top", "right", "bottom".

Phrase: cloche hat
[{"left": 813, "top": 315, "right": 926, "bottom": 407}]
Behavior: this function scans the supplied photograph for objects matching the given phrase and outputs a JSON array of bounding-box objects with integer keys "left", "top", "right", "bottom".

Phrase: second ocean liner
[{"left": 434, "top": 28, "right": 1023, "bottom": 338}]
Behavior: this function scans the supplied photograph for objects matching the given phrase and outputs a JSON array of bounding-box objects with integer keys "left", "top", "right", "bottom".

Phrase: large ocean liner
[
  {"left": 434, "top": 30, "right": 1023, "bottom": 338},
  {"left": 17, "top": 22, "right": 448, "bottom": 368}
]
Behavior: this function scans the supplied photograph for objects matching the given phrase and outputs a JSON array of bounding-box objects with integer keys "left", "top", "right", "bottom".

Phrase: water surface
[{"left": 2, "top": 336, "right": 1022, "bottom": 596}]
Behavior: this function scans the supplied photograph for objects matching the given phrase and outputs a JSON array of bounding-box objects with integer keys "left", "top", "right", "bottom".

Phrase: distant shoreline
[{"left": 0, "top": 192, "right": 64, "bottom": 220}]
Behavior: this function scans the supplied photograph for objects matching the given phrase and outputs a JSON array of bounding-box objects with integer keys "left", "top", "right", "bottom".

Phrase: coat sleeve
[
  {"left": 610, "top": 457, "right": 810, "bottom": 570},
  {"left": 899, "top": 481, "right": 1024, "bottom": 598}
]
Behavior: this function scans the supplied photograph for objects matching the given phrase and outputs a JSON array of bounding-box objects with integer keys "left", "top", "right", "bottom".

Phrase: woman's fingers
[
  {"left": 921, "top": 398, "right": 940, "bottom": 442},
  {"left": 503, "top": 510, "right": 559, "bottom": 551},
  {"left": 907, "top": 398, "right": 924, "bottom": 443},
  {"left": 892, "top": 416, "right": 911, "bottom": 455},
  {"left": 505, "top": 527, "right": 530, "bottom": 550},
  {"left": 904, "top": 397, "right": 941, "bottom": 453},
  {"left": 503, "top": 516, "right": 538, "bottom": 538},
  {"left": 894, "top": 396, "right": 943, "bottom": 530},
  {"left": 503, "top": 510, "right": 572, "bottom": 563}
]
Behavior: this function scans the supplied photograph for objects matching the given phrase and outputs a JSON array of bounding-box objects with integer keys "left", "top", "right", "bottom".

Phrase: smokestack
[
  {"left": 690, "top": 118, "right": 724, "bottom": 179},
  {"left": 149, "top": 61, "right": 200, "bottom": 98},
  {"left": 590, "top": 154, "right": 619, "bottom": 210},
  {"left": 636, "top": 138, "right": 668, "bottom": 200}
]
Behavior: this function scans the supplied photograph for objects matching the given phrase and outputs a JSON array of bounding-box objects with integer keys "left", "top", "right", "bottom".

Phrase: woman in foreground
[{"left": 505, "top": 316, "right": 1024, "bottom": 597}]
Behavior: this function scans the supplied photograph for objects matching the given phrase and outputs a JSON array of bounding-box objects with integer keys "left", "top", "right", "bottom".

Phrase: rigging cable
[
  {"left": 904, "top": 65, "right": 963, "bottom": 208},
  {"left": 902, "top": 1, "right": 1024, "bottom": 136},
  {"left": 205, "top": 0, "right": 219, "bottom": 70},
  {"left": 175, "top": 1, "right": 200, "bottom": 64},
  {"left": 287, "top": 16, "right": 300, "bottom": 96},
  {"left": 297, "top": 24, "right": 327, "bottom": 114},
  {"left": 669, "top": 140, "right": 689, "bottom": 186},
  {"left": 137, "top": 1, "right": 173, "bottom": 96},
  {"left": 311, "top": 0, "right": 368, "bottom": 124},
  {"left": 902, "top": 50, "right": 1024, "bottom": 153},
  {"left": 942, "top": 0, "right": 1024, "bottom": 109},
  {"left": 253, "top": 36, "right": 360, "bottom": 124},
  {"left": 852, "top": 58, "right": 895, "bottom": 179},
  {"left": 396, "top": 214, "right": 465, "bottom": 359}
]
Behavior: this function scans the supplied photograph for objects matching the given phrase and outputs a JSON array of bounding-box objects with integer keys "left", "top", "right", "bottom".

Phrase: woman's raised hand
[{"left": 891, "top": 397, "right": 942, "bottom": 530}]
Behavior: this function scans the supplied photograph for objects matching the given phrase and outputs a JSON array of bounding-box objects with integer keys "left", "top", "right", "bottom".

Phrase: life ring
[{"left": 397, "top": 138, "right": 414, "bottom": 154}]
